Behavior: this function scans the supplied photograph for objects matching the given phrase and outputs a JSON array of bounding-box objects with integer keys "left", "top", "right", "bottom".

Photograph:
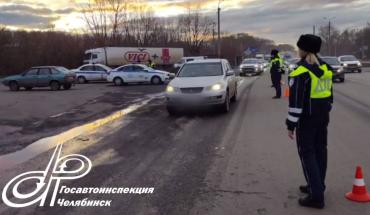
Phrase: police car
[
  {"left": 72, "top": 64, "right": 112, "bottom": 84},
  {"left": 107, "top": 64, "right": 172, "bottom": 86}
]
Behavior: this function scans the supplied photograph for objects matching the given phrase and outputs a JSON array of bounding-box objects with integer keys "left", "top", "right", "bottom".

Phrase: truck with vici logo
[{"left": 83, "top": 47, "right": 184, "bottom": 67}]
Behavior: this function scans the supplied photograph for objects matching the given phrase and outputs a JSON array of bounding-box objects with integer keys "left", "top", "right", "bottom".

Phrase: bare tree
[
  {"left": 178, "top": 4, "right": 213, "bottom": 55},
  {"left": 81, "top": 0, "right": 129, "bottom": 46}
]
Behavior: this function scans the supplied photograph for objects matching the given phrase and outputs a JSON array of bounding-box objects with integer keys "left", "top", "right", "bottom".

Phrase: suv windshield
[
  {"left": 178, "top": 63, "right": 223, "bottom": 77},
  {"left": 242, "top": 59, "right": 258, "bottom": 64},
  {"left": 322, "top": 58, "right": 340, "bottom": 65},
  {"left": 340, "top": 56, "right": 357, "bottom": 61}
]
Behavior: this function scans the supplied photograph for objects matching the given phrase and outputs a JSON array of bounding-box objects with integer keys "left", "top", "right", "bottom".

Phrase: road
[{"left": 0, "top": 69, "right": 370, "bottom": 214}]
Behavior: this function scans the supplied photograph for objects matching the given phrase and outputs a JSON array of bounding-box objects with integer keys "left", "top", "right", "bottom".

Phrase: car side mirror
[{"left": 226, "top": 70, "right": 235, "bottom": 76}]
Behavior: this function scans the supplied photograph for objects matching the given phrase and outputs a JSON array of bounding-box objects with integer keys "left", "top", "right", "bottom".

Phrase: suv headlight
[
  {"left": 207, "top": 83, "right": 225, "bottom": 91},
  {"left": 358, "top": 62, "right": 362, "bottom": 66},
  {"left": 166, "top": 85, "right": 178, "bottom": 93}
]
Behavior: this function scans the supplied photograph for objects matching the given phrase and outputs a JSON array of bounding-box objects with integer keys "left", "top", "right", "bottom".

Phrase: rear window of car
[
  {"left": 178, "top": 63, "right": 223, "bottom": 77},
  {"left": 56, "top": 67, "right": 70, "bottom": 74}
]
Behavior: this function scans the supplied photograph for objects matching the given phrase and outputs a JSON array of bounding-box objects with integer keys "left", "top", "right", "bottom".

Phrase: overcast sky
[{"left": 0, "top": 0, "right": 369, "bottom": 45}]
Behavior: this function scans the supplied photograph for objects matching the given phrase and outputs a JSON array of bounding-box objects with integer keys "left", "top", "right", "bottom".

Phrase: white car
[
  {"left": 338, "top": 55, "right": 362, "bottom": 73},
  {"left": 107, "top": 64, "right": 171, "bottom": 86},
  {"left": 166, "top": 59, "right": 238, "bottom": 114},
  {"left": 239, "top": 58, "right": 264, "bottom": 76},
  {"left": 72, "top": 64, "right": 112, "bottom": 83}
]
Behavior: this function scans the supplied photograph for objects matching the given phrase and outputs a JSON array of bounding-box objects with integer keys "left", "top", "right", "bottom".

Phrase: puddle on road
[{"left": 0, "top": 93, "right": 164, "bottom": 171}]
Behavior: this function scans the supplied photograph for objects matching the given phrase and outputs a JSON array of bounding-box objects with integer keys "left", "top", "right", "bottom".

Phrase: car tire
[
  {"left": 9, "top": 81, "right": 20, "bottom": 91},
  {"left": 50, "top": 81, "right": 61, "bottom": 91},
  {"left": 358, "top": 69, "right": 362, "bottom": 73},
  {"left": 231, "top": 85, "right": 237, "bottom": 103},
  {"left": 113, "top": 77, "right": 124, "bottom": 86},
  {"left": 25, "top": 87, "right": 33, "bottom": 91},
  {"left": 151, "top": 76, "right": 162, "bottom": 85},
  {"left": 63, "top": 83, "right": 72, "bottom": 90},
  {"left": 167, "top": 106, "right": 179, "bottom": 116},
  {"left": 339, "top": 78, "right": 345, "bottom": 83},
  {"left": 77, "top": 76, "right": 87, "bottom": 84},
  {"left": 220, "top": 91, "right": 230, "bottom": 113}
]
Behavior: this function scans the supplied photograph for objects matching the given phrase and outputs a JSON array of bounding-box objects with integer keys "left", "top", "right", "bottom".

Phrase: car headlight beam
[
  {"left": 211, "top": 84, "right": 222, "bottom": 91},
  {"left": 166, "top": 86, "right": 175, "bottom": 93}
]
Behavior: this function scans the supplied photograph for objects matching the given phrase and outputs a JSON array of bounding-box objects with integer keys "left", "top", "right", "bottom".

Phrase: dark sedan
[
  {"left": 321, "top": 57, "right": 345, "bottom": 83},
  {"left": 2, "top": 66, "right": 76, "bottom": 91}
]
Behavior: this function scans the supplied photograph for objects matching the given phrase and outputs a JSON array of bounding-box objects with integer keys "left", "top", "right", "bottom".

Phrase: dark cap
[
  {"left": 271, "top": 49, "right": 279, "bottom": 56},
  {"left": 297, "top": 34, "right": 322, "bottom": 54}
]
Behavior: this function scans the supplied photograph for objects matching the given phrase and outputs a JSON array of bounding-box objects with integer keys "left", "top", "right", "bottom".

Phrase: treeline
[{"left": 318, "top": 23, "right": 370, "bottom": 58}]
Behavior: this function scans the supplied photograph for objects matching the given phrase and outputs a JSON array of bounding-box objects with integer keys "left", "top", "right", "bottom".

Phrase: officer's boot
[{"left": 298, "top": 195, "right": 325, "bottom": 209}]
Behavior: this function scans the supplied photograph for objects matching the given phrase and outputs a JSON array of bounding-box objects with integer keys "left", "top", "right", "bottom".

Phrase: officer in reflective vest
[
  {"left": 148, "top": 59, "right": 155, "bottom": 68},
  {"left": 286, "top": 34, "right": 333, "bottom": 209},
  {"left": 270, "top": 49, "right": 282, "bottom": 98}
]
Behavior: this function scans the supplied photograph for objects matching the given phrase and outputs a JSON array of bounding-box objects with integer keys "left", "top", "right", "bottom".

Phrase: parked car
[
  {"left": 166, "top": 59, "right": 238, "bottom": 114},
  {"left": 239, "top": 58, "right": 264, "bottom": 76},
  {"left": 107, "top": 64, "right": 171, "bottom": 86},
  {"left": 338, "top": 55, "right": 362, "bottom": 73},
  {"left": 287, "top": 58, "right": 300, "bottom": 73},
  {"left": 2, "top": 66, "right": 76, "bottom": 91},
  {"left": 174, "top": 56, "right": 207, "bottom": 69},
  {"left": 321, "top": 56, "right": 345, "bottom": 83},
  {"left": 72, "top": 64, "right": 112, "bottom": 84}
]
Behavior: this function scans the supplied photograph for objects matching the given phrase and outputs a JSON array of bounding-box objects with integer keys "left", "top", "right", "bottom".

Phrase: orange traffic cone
[
  {"left": 284, "top": 88, "right": 290, "bottom": 97},
  {"left": 346, "top": 166, "right": 370, "bottom": 202}
]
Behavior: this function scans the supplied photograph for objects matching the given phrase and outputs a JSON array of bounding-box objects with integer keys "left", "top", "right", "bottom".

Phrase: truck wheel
[
  {"left": 9, "top": 81, "right": 20, "bottom": 91},
  {"left": 151, "top": 76, "right": 162, "bottom": 85},
  {"left": 113, "top": 77, "right": 124, "bottom": 86},
  {"left": 63, "top": 83, "right": 72, "bottom": 90},
  {"left": 77, "top": 76, "right": 87, "bottom": 84},
  {"left": 50, "top": 81, "right": 61, "bottom": 91}
]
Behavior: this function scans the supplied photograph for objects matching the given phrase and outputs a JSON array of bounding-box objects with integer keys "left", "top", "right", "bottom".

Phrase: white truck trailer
[{"left": 83, "top": 47, "right": 184, "bottom": 67}]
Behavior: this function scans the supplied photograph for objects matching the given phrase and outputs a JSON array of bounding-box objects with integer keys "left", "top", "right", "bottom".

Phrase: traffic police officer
[
  {"left": 270, "top": 49, "right": 282, "bottom": 98},
  {"left": 286, "top": 34, "right": 333, "bottom": 209},
  {"left": 148, "top": 59, "right": 155, "bottom": 68}
]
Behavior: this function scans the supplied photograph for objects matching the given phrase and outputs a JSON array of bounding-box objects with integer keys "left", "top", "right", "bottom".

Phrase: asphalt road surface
[{"left": 0, "top": 70, "right": 370, "bottom": 215}]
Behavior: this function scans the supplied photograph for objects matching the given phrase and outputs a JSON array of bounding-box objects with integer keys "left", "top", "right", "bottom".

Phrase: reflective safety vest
[
  {"left": 289, "top": 64, "right": 333, "bottom": 99},
  {"left": 269, "top": 57, "right": 281, "bottom": 69}
]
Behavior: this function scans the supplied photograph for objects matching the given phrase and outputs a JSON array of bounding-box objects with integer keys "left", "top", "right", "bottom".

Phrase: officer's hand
[{"left": 288, "top": 130, "right": 295, "bottom": 140}]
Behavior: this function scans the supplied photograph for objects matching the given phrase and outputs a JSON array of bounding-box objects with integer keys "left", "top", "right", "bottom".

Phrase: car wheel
[
  {"left": 167, "top": 106, "right": 179, "bottom": 116},
  {"left": 25, "top": 87, "right": 33, "bottom": 91},
  {"left": 77, "top": 76, "right": 87, "bottom": 84},
  {"left": 151, "top": 76, "right": 162, "bottom": 85},
  {"left": 339, "top": 78, "right": 345, "bottom": 83},
  {"left": 220, "top": 91, "right": 230, "bottom": 113},
  {"left": 113, "top": 77, "right": 124, "bottom": 86},
  {"left": 50, "top": 81, "right": 61, "bottom": 91},
  {"left": 9, "top": 81, "right": 20, "bottom": 91},
  {"left": 231, "top": 86, "right": 237, "bottom": 102},
  {"left": 358, "top": 69, "right": 362, "bottom": 73},
  {"left": 63, "top": 83, "right": 72, "bottom": 90}
]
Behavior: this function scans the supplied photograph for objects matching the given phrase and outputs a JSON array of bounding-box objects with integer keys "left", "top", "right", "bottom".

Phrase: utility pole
[
  {"left": 328, "top": 20, "right": 331, "bottom": 55},
  {"left": 212, "top": 22, "right": 216, "bottom": 56},
  {"left": 217, "top": 7, "right": 221, "bottom": 58}
]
